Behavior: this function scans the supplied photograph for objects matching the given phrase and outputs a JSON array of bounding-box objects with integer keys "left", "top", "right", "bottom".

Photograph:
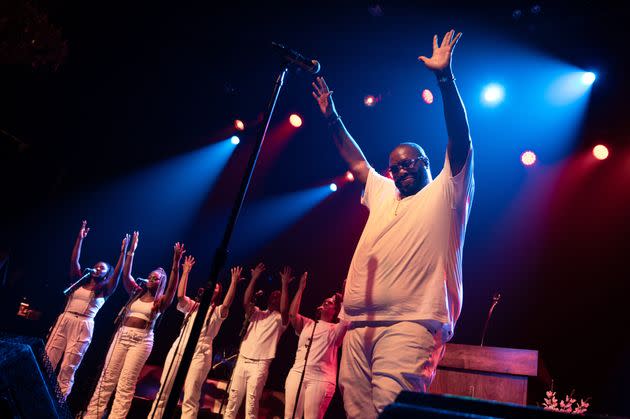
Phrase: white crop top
[
  {"left": 65, "top": 286, "right": 105, "bottom": 318},
  {"left": 128, "top": 298, "right": 155, "bottom": 322}
]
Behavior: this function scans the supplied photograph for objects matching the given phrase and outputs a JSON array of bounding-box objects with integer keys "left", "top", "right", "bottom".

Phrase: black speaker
[
  {"left": 379, "top": 391, "right": 613, "bottom": 419},
  {"left": 0, "top": 334, "right": 72, "bottom": 419}
]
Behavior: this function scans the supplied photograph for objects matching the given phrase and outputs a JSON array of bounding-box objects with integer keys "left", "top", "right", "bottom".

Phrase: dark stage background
[{"left": 1, "top": 1, "right": 629, "bottom": 417}]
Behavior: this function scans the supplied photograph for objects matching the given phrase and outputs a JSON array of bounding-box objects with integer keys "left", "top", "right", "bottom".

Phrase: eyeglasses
[{"left": 388, "top": 157, "right": 426, "bottom": 174}]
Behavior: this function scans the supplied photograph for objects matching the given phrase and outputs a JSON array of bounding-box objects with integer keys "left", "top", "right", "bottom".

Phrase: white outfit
[
  {"left": 339, "top": 150, "right": 474, "bottom": 419},
  {"left": 45, "top": 286, "right": 105, "bottom": 398},
  {"left": 149, "top": 299, "right": 226, "bottom": 419},
  {"left": 284, "top": 316, "right": 349, "bottom": 419},
  {"left": 223, "top": 307, "right": 287, "bottom": 419},
  {"left": 84, "top": 298, "right": 159, "bottom": 419}
]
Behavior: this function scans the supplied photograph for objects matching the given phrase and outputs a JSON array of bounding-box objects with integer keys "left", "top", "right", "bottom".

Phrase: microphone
[
  {"left": 271, "top": 42, "right": 321, "bottom": 74},
  {"left": 480, "top": 291, "right": 502, "bottom": 347},
  {"left": 254, "top": 290, "right": 264, "bottom": 299},
  {"left": 135, "top": 277, "right": 149, "bottom": 286},
  {"left": 84, "top": 268, "right": 96, "bottom": 274}
]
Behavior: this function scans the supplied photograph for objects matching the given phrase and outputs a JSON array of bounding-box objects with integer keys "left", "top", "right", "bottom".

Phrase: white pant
[
  {"left": 84, "top": 326, "right": 154, "bottom": 419},
  {"left": 339, "top": 321, "right": 445, "bottom": 419},
  {"left": 45, "top": 312, "right": 95, "bottom": 398},
  {"left": 284, "top": 370, "right": 335, "bottom": 419},
  {"left": 149, "top": 337, "right": 213, "bottom": 419},
  {"left": 223, "top": 356, "right": 272, "bottom": 419}
]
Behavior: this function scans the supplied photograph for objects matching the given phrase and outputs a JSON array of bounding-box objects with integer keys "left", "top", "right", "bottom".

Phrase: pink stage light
[
  {"left": 521, "top": 150, "right": 537, "bottom": 166},
  {"left": 593, "top": 144, "right": 609, "bottom": 160},
  {"left": 234, "top": 119, "right": 245, "bottom": 131},
  {"left": 421, "top": 89, "right": 434, "bottom": 104},
  {"left": 346, "top": 171, "right": 355, "bottom": 182},
  {"left": 364, "top": 95, "right": 376, "bottom": 107},
  {"left": 289, "top": 114, "right": 303, "bottom": 128}
]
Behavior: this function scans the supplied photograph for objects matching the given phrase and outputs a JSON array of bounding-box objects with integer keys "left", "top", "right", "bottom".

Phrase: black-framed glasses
[{"left": 388, "top": 157, "right": 426, "bottom": 174}]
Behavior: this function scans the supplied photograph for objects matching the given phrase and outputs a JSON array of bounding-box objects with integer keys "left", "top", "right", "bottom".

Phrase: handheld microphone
[
  {"left": 136, "top": 277, "right": 149, "bottom": 286},
  {"left": 271, "top": 42, "right": 321, "bottom": 74},
  {"left": 84, "top": 268, "right": 96, "bottom": 274}
]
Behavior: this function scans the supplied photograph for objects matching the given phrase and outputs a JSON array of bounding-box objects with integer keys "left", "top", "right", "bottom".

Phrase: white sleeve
[
  {"left": 361, "top": 167, "right": 396, "bottom": 209},
  {"left": 439, "top": 147, "right": 474, "bottom": 211},
  {"left": 176, "top": 296, "right": 196, "bottom": 314}
]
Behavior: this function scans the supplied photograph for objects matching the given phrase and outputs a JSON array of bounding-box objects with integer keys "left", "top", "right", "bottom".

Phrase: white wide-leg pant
[
  {"left": 84, "top": 326, "right": 153, "bottom": 419},
  {"left": 284, "top": 370, "right": 336, "bottom": 419},
  {"left": 45, "top": 312, "right": 95, "bottom": 398},
  {"left": 149, "top": 337, "right": 213, "bottom": 419},
  {"left": 223, "top": 356, "right": 272, "bottom": 419},
  {"left": 339, "top": 321, "right": 445, "bottom": 419}
]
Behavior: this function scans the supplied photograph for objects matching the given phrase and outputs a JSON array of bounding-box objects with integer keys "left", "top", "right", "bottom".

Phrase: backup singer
[
  {"left": 223, "top": 264, "right": 290, "bottom": 419},
  {"left": 84, "top": 232, "right": 184, "bottom": 419},
  {"left": 312, "top": 29, "right": 474, "bottom": 418},
  {"left": 149, "top": 257, "right": 240, "bottom": 419},
  {"left": 45, "top": 221, "right": 128, "bottom": 399},
  {"left": 284, "top": 272, "right": 348, "bottom": 419}
]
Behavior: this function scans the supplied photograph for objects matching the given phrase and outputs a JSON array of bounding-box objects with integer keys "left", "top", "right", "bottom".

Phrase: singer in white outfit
[
  {"left": 312, "top": 29, "right": 474, "bottom": 418},
  {"left": 45, "top": 221, "right": 128, "bottom": 399},
  {"left": 223, "top": 264, "right": 290, "bottom": 419},
  {"left": 149, "top": 257, "right": 241, "bottom": 419},
  {"left": 284, "top": 272, "right": 349, "bottom": 419},
  {"left": 84, "top": 233, "right": 184, "bottom": 419}
]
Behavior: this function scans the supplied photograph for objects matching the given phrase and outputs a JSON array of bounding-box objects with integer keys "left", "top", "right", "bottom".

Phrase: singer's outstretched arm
[
  {"left": 220, "top": 266, "right": 242, "bottom": 318},
  {"left": 122, "top": 231, "right": 141, "bottom": 295},
  {"left": 70, "top": 220, "right": 90, "bottom": 279},
  {"left": 102, "top": 234, "right": 129, "bottom": 297},
  {"left": 418, "top": 30, "right": 472, "bottom": 176},
  {"left": 156, "top": 242, "right": 184, "bottom": 312},
  {"left": 177, "top": 255, "right": 196, "bottom": 302},
  {"left": 279, "top": 266, "right": 294, "bottom": 326},
  {"left": 288, "top": 272, "right": 308, "bottom": 333},
  {"left": 312, "top": 77, "right": 370, "bottom": 184},
  {"left": 243, "top": 262, "right": 265, "bottom": 315}
]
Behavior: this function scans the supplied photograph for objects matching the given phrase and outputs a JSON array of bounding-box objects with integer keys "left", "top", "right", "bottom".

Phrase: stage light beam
[{"left": 581, "top": 72, "right": 596, "bottom": 86}]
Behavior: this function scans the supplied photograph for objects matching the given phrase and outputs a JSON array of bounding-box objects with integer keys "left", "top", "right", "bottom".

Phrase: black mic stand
[
  {"left": 218, "top": 293, "right": 261, "bottom": 416},
  {"left": 480, "top": 292, "right": 501, "bottom": 347},
  {"left": 149, "top": 299, "right": 218, "bottom": 419},
  {"left": 291, "top": 317, "right": 318, "bottom": 419},
  {"left": 162, "top": 63, "right": 290, "bottom": 419}
]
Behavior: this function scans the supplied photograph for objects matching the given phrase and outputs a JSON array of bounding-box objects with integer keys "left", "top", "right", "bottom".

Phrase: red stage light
[
  {"left": 234, "top": 119, "right": 245, "bottom": 131},
  {"left": 421, "top": 89, "right": 434, "bottom": 104},
  {"left": 289, "top": 114, "right": 303, "bottom": 128},
  {"left": 593, "top": 144, "right": 609, "bottom": 160},
  {"left": 364, "top": 95, "right": 376, "bottom": 107},
  {"left": 521, "top": 150, "right": 537, "bottom": 166},
  {"left": 346, "top": 171, "right": 355, "bottom": 182}
]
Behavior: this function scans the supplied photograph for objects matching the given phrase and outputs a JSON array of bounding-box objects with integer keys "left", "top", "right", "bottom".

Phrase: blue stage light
[
  {"left": 481, "top": 83, "right": 505, "bottom": 106},
  {"left": 581, "top": 72, "right": 596, "bottom": 86},
  {"left": 230, "top": 136, "right": 240, "bottom": 145},
  {"left": 329, "top": 183, "right": 338, "bottom": 192}
]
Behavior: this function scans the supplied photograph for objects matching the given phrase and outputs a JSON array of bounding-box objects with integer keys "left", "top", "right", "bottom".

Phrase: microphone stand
[
  {"left": 162, "top": 62, "right": 290, "bottom": 419},
  {"left": 218, "top": 294, "right": 261, "bottom": 415},
  {"left": 62, "top": 270, "right": 92, "bottom": 296},
  {"left": 480, "top": 292, "right": 501, "bottom": 347},
  {"left": 291, "top": 318, "right": 318, "bottom": 419}
]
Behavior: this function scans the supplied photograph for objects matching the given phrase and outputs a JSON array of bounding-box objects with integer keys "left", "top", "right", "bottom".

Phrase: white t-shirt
[
  {"left": 240, "top": 307, "right": 287, "bottom": 360},
  {"left": 341, "top": 148, "right": 474, "bottom": 340},
  {"left": 289, "top": 316, "right": 349, "bottom": 384},
  {"left": 176, "top": 297, "right": 226, "bottom": 348}
]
